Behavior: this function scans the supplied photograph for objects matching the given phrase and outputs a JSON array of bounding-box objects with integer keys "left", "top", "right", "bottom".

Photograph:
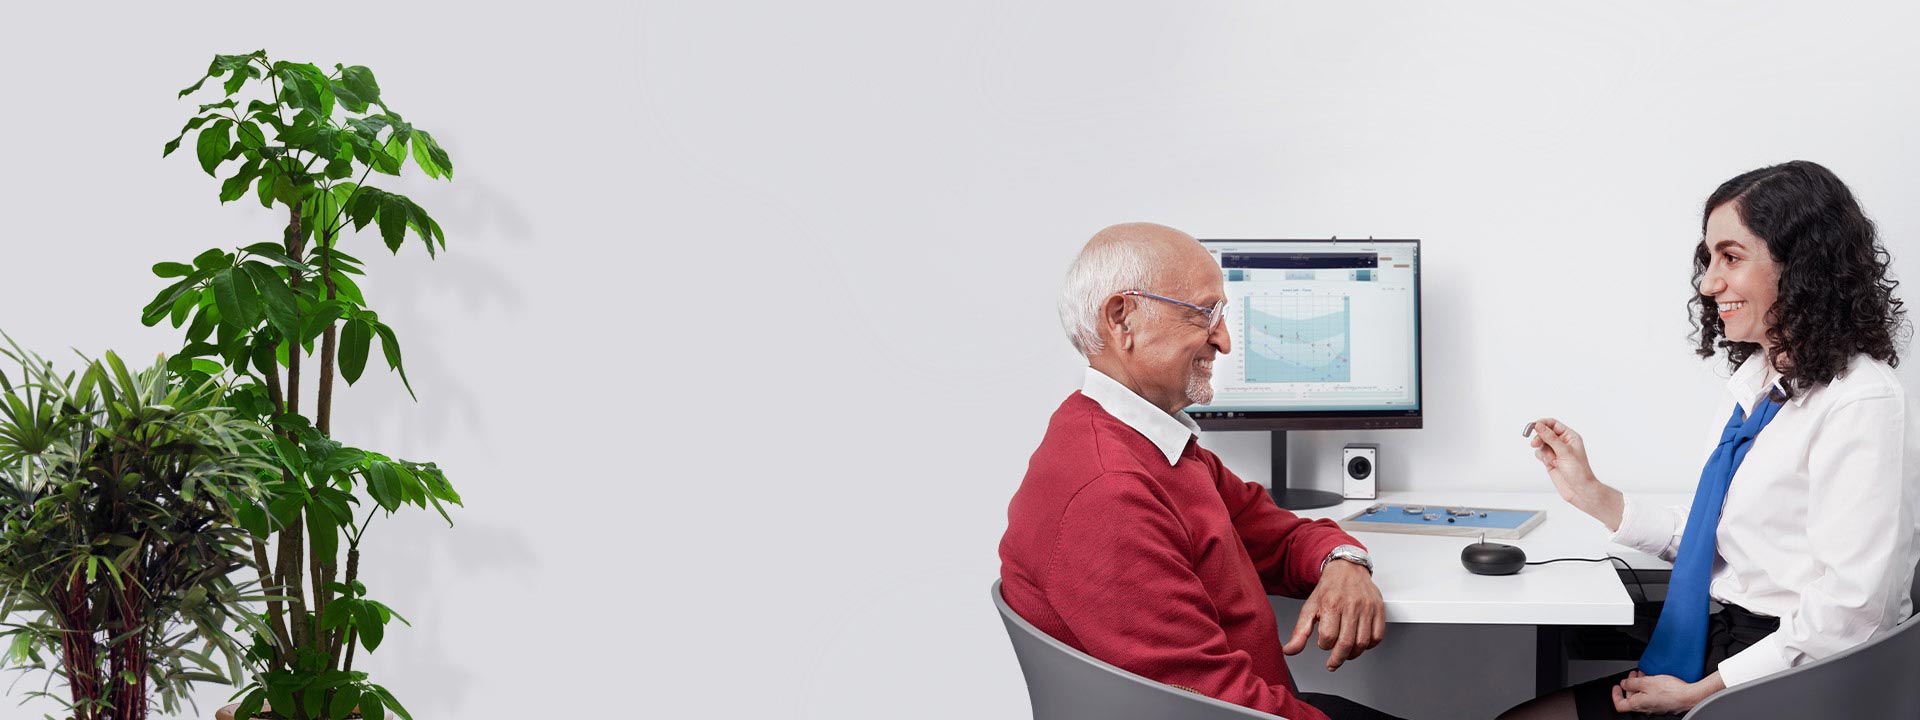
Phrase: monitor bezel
[{"left": 1190, "top": 237, "right": 1423, "bottom": 432}]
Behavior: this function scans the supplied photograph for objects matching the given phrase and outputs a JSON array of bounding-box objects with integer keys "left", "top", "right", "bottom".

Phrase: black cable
[
  {"left": 1525, "top": 557, "right": 1611, "bottom": 566},
  {"left": 1524, "top": 555, "right": 1652, "bottom": 602}
]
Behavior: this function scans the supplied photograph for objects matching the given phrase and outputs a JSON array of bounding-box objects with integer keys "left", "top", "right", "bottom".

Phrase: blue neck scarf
[{"left": 1639, "top": 392, "right": 1785, "bottom": 682}]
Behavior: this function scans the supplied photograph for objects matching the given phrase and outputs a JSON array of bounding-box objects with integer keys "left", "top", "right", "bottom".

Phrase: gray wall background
[{"left": 2, "top": 2, "right": 1917, "bottom": 718}]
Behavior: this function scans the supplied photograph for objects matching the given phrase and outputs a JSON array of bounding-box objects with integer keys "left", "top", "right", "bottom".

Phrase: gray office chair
[
  {"left": 992, "top": 580, "right": 1276, "bottom": 719},
  {"left": 1681, "top": 566, "right": 1920, "bottom": 719}
]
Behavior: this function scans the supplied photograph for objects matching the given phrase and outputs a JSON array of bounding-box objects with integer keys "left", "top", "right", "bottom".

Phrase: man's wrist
[{"left": 1321, "top": 544, "right": 1372, "bottom": 574}]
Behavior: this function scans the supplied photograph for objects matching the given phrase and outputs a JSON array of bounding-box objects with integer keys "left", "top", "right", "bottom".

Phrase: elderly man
[{"left": 1000, "top": 223, "right": 1402, "bottom": 720}]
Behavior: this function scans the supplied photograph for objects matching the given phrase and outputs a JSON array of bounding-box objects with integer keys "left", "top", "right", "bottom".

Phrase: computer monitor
[{"left": 1188, "top": 238, "right": 1423, "bottom": 508}]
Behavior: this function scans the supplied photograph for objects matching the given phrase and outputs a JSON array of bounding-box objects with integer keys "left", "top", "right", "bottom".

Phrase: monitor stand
[{"left": 1270, "top": 430, "right": 1344, "bottom": 510}]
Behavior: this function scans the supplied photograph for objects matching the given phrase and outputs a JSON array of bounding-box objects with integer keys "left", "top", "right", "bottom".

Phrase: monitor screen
[{"left": 1188, "top": 239, "right": 1422, "bottom": 431}]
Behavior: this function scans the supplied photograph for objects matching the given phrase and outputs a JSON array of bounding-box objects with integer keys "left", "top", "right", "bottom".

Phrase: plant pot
[{"left": 216, "top": 703, "right": 394, "bottom": 720}]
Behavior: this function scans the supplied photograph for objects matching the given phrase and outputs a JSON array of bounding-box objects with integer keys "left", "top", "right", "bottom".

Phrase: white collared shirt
[
  {"left": 1610, "top": 353, "right": 1920, "bottom": 687},
  {"left": 1079, "top": 367, "right": 1201, "bottom": 467}
]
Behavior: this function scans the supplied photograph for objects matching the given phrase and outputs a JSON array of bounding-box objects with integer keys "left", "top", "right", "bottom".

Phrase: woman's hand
[
  {"left": 1529, "top": 418, "right": 1624, "bottom": 531},
  {"left": 1612, "top": 670, "right": 1724, "bottom": 715}
]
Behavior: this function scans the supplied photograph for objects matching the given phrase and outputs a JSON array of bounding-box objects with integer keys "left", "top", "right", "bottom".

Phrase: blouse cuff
[
  {"left": 1712, "top": 636, "right": 1784, "bottom": 688},
  {"left": 1608, "top": 495, "right": 1678, "bottom": 558}
]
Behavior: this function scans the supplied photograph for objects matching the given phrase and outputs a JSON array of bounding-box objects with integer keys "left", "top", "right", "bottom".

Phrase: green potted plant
[
  {"left": 0, "top": 339, "right": 277, "bottom": 720},
  {"left": 152, "top": 51, "right": 463, "bottom": 720}
]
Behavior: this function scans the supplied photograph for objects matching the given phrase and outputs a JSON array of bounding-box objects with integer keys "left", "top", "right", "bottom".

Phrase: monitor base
[
  {"left": 1271, "top": 487, "right": 1346, "bottom": 511},
  {"left": 1269, "top": 431, "right": 1347, "bottom": 510}
]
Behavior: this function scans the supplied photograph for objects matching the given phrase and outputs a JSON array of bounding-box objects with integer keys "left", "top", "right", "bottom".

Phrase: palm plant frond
[{"left": 0, "top": 337, "right": 276, "bottom": 720}]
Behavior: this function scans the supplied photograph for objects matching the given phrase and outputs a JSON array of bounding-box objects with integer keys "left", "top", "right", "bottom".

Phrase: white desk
[
  {"left": 1290, "top": 490, "right": 1683, "bottom": 694},
  {"left": 1292, "top": 490, "right": 1678, "bottom": 625}
]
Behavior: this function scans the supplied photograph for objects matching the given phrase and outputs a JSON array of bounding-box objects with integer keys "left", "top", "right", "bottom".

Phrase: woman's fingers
[
  {"left": 1529, "top": 420, "right": 1553, "bottom": 454},
  {"left": 1534, "top": 423, "right": 1575, "bottom": 456},
  {"left": 1531, "top": 419, "right": 1559, "bottom": 468},
  {"left": 1550, "top": 421, "right": 1585, "bottom": 448}
]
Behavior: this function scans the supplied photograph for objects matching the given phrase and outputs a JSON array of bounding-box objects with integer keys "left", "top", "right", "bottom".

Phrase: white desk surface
[{"left": 1290, "top": 491, "right": 1685, "bottom": 626}]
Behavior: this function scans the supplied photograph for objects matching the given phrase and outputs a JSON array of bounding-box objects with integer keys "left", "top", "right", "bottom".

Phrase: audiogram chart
[{"left": 1244, "top": 295, "right": 1352, "bottom": 383}]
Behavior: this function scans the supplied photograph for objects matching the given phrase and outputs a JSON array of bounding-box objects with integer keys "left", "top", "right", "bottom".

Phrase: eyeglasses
[{"left": 1120, "top": 290, "right": 1230, "bottom": 332}]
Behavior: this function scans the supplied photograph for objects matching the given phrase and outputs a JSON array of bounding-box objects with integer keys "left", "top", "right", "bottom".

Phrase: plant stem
[
  {"left": 262, "top": 358, "right": 287, "bottom": 418},
  {"left": 280, "top": 513, "right": 309, "bottom": 655},
  {"left": 111, "top": 577, "right": 147, "bottom": 720},
  {"left": 330, "top": 546, "right": 359, "bottom": 669},
  {"left": 283, "top": 204, "right": 304, "bottom": 419},
  {"left": 312, "top": 227, "right": 343, "bottom": 672},
  {"left": 308, "top": 521, "right": 327, "bottom": 660},
  {"left": 261, "top": 337, "right": 295, "bottom": 675},
  {"left": 59, "top": 570, "right": 98, "bottom": 720},
  {"left": 317, "top": 269, "right": 336, "bottom": 436},
  {"left": 341, "top": 624, "right": 358, "bottom": 677},
  {"left": 315, "top": 209, "right": 341, "bottom": 438},
  {"left": 108, "top": 626, "right": 122, "bottom": 720},
  {"left": 252, "top": 536, "right": 293, "bottom": 660},
  {"left": 278, "top": 202, "right": 312, "bottom": 662}
]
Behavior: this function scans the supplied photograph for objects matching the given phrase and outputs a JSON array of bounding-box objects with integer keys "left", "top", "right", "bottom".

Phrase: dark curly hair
[{"left": 1690, "top": 160, "right": 1909, "bottom": 397}]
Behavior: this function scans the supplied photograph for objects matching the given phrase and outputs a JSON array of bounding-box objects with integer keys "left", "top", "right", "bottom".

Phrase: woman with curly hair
[{"left": 1499, "top": 160, "right": 1918, "bottom": 719}]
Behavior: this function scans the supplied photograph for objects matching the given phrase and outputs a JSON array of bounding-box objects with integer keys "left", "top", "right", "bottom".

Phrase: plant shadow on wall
[
  {"left": 147, "top": 51, "right": 464, "bottom": 720},
  {"left": 320, "top": 146, "right": 538, "bottom": 717},
  {"left": 314, "top": 122, "right": 539, "bottom": 720},
  {"left": 342, "top": 138, "right": 534, "bottom": 451}
]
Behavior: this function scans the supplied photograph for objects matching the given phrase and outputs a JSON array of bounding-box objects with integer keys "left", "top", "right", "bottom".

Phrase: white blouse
[{"left": 1611, "top": 353, "right": 1920, "bottom": 687}]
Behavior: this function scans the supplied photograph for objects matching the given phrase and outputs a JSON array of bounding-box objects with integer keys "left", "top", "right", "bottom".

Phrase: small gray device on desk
[
  {"left": 1342, "top": 443, "right": 1378, "bottom": 499},
  {"left": 1338, "top": 503, "right": 1545, "bottom": 539}
]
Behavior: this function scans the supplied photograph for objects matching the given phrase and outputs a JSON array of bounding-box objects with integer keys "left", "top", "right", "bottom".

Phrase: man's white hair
[{"left": 1058, "top": 239, "right": 1158, "bottom": 357}]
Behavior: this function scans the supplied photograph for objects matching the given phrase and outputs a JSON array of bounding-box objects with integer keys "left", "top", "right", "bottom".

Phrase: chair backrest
[
  {"left": 991, "top": 580, "right": 1274, "bottom": 720},
  {"left": 1682, "top": 561, "right": 1920, "bottom": 719}
]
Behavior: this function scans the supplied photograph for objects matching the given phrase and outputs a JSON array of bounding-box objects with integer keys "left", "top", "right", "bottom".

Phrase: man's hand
[
  {"left": 1612, "top": 670, "right": 1724, "bottom": 715},
  {"left": 1280, "top": 560, "right": 1385, "bottom": 671}
]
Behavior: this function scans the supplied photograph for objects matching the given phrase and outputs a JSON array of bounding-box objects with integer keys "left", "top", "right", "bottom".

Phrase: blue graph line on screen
[{"left": 1243, "top": 294, "right": 1352, "bottom": 383}]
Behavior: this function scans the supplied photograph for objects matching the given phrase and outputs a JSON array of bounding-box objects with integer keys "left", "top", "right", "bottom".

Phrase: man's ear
[{"left": 1101, "top": 294, "right": 1134, "bottom": 352}]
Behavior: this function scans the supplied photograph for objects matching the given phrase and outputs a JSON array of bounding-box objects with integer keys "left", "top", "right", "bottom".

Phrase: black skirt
[{"left": 1570, "top": 602, "right": 1780, "bottom": 720}]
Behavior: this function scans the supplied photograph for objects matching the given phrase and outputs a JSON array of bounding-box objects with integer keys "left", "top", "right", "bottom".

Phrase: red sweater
[{"left": 999, "top": 392, "right": 1361, "bottom": 720}]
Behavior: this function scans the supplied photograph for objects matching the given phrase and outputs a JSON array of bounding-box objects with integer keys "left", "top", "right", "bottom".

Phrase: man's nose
[{"left": 1211, "top": 323, "right": 1232, "bottom": 355}]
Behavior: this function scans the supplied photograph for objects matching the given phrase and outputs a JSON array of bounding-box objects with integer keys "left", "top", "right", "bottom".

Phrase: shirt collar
[
  {"left": 1080, "top": 367, "right": 1200, "bottom": 466},
  {"left": 1726, "top": 354, "right": 1802, "bottom": 414}
]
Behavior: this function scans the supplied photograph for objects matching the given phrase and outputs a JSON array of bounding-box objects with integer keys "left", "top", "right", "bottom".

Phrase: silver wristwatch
[{"left": 1322, "top": 544, "right": 1373, "bottom": 574}]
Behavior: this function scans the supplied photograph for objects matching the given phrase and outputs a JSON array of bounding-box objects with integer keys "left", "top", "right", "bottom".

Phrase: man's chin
[{"left": 1185, "top": 386, "right": 1214, "bottom": 407}]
